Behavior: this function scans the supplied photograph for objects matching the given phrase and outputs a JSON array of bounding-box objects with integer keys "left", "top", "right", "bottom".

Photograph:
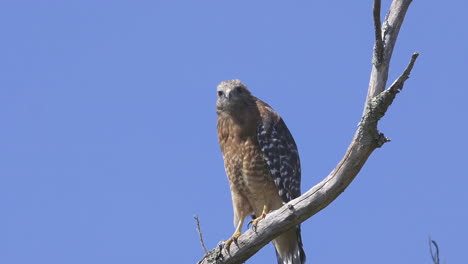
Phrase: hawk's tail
[{"left": 273, "top": 225, "right": 306, "bottom": 264}]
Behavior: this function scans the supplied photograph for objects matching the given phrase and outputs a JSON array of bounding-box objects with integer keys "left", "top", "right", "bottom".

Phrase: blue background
[{"left": 1, "top": 0, "right": 466, "bottom": 263}]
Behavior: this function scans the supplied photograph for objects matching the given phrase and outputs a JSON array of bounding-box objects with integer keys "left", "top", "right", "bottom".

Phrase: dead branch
[
  {"left": 429, "top": 238, "right": 441, "bottom": 264},
  {"left": 194, "top": 215, "right": 208, "bottom": 256},
  {"left": 197, "top": 0, "right": 418, "bottom": 263},
  {"left": 373, "top": 0, "right": 384, "bottom": 65},
  {"left": 367, "top": 0, "right": 413, "bottom": 100}
]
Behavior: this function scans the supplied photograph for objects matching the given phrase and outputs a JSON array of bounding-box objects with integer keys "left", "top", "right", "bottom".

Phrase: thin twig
[
  {"left": 373, "top": 0, "right": 384, "bottom": 65},
  {"left": 429, "top": 237, "right": 440, "bottom": 264},
  {"left": 194, "top": 215, "right": 208, "bottom": 255},
  {"left": 388, "top": 52, "right": 419, "bottom": 92}
]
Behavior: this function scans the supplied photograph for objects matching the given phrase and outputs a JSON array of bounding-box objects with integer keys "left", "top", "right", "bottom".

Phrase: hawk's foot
[
  {"left": 248, "top": 212, "right": 267, "bottom": 231},
  {"left": 223, "top": 231, "right": 241, "bottom": 249}
]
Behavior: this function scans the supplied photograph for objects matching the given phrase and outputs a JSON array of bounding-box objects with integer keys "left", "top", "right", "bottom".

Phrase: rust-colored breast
[{"left": 217, "top": 112, "right": 277, "bottom": 214}]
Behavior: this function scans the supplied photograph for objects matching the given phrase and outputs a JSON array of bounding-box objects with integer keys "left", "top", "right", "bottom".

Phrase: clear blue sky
[{"left": 1, "top": 1, "right": 467, "bottom": 263}]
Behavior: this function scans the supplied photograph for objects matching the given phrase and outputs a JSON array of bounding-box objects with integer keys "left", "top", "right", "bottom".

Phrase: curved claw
[
  {"left": 224, "top": 231, "right": 241, "bottom": 250},
  {"left": 248, "top": 213, "right": 266, "bottom": 231}
]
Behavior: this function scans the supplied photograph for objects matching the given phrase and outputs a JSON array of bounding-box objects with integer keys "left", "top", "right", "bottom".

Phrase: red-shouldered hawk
[{"left": 216, "top": 79, "right": 306, "bottom": 264}]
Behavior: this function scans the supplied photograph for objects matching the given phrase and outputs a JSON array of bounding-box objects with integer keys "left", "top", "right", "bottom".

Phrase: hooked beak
[{"left": 225, "top": 88, "right": 232, "bottom": 99}]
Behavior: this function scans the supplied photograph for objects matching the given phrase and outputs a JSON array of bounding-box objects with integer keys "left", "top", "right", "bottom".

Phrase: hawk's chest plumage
[{"left": 217, "top": 114, "right": 272, "bottom": 199}]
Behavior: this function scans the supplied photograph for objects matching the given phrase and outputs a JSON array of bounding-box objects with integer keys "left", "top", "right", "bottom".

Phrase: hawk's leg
[
  {"left": 249, "top": 204, "right": 269, "bottom": 230},
  {"left": 224, "top": 217, "right": 244, "bottom": 249}
]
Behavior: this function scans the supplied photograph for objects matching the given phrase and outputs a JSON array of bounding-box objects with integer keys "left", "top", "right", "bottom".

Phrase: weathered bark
[
  {"left": 197, "top": 1, "right": 418, "bottom": 263},
  {"left": 367, "top": 0, "right": 413, "bottom": 100}
]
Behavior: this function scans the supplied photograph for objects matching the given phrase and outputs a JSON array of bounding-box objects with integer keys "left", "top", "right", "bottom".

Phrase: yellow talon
[
  {"left": 224, "top": 231, "right": 241, "bottom": 249},
  {"left": 249, "top": 204, "right": 269, "bottom": 230},
  {"left": 249, "top": 212, "right": 267, "bottom": 229}
]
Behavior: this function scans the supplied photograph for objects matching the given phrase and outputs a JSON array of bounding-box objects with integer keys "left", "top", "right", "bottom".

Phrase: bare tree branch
[
  {"left": 429, "top": 237, "right": 441, "bottom": 264},
  {"left": 367, "top": 0, "right": 413, "bottom": 100},
  {"left": 197, "top": 0, "right": 418, "bottom": 263},
  {"left": 388, "top": 52, "right": 419, "bottom": 93},
  {"left": 373, "top": 0, "right": 384, "bottom": 65},
  {"left": 194, "top": 215, "right": 209, "bottom": 256}
]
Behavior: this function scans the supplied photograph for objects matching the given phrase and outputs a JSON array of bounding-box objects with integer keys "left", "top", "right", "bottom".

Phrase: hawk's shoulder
[{"left": 254, "top": 98, "right": 281, "bottom": 130}]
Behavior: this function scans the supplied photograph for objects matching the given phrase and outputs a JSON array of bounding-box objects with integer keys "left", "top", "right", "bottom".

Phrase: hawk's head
[{"left": 216, "top": 79, "right": 254, "bottom": 114}]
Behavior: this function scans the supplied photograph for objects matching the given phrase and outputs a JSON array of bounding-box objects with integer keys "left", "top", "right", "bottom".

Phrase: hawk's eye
[{"left": 218, "top": 91, "right": 224, "bottom": 97}]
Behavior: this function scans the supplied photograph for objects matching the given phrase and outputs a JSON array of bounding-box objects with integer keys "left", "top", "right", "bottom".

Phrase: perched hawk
[{"left": 216, "top": 80, "right": 305, "bottom": 264}]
